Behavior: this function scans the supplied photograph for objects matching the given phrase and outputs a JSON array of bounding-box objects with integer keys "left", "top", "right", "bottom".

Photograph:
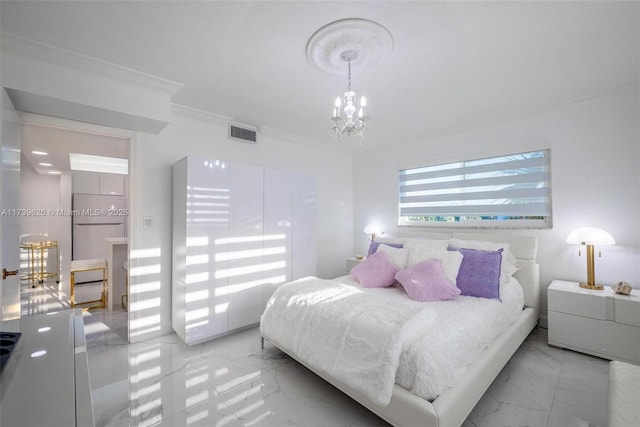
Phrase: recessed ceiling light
[
  {"left": 32, "top": 150, "right": 48, "bottom": 156},
  {"left": 39, "top": 162, "right": 53, "bottom": 167},
  {"left": 47, "top": 170, "right": 61, "bottom": 175}
]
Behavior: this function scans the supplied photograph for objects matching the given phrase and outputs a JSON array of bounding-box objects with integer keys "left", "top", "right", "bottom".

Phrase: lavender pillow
[
  {"left": 367, "top": 240, "right": 403, "bottom": 257},
  {"left": 448, "top": 245, "right": 502, "bottom": 299},
  {"left": 351, "top": 251, "right": 399, "bottom": 288},
  {"left": 394, "top": 259, "right": 461, "bottom": 302}
]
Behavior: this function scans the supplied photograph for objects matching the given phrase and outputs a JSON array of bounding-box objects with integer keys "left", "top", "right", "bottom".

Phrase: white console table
[
  {"left": 1, "top": 309, "right": 94, "bottom": 426},
  {"left": 548, "top": 280, "right": 640, "bottom": 363}
]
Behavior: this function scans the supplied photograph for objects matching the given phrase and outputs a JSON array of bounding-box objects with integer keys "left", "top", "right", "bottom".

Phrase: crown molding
[
  {"left": 557, "top": 81, "right": 639, "bottom": 107},
  {"left": 414, "top": 81, "right": 640, "bottom": 143},
  {"left": 170, "top": 103, "right": 231, "bottom": 125},
  {"left": 170, "top": 103, "right": 347, "bottom": 151},
  {"left": 259, "top": 125, "right": 349, "bottom": 152},
  {"left": 1, "top": 32, "right": 184, "bottom": 95}
]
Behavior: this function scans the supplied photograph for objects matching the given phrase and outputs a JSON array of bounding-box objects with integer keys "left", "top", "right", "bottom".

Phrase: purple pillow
[
  {"left": 448, "top": 245, "right": 502, "bottom": 299},
  {"left": 351, "top": 251, "right": 399, "bottom": 288},
  {"left": 395, "top": 259, "right": 461, "bottom": 302},
  {"left": 367, "top": 240, "right": 403, "bottom": 257}
]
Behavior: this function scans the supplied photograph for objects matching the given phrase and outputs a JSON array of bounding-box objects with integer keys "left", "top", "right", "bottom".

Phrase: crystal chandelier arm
[{"left": 329, "top": 53, "right": 369, "bottom": 141}]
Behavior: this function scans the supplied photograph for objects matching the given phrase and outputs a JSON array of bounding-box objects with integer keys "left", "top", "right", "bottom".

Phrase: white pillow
[
  {"left": 376, "top": 244, "right": 410, "bottom": 269},
  {"left": 406, "top": 247, "right": 463, "bottom": 283},
  {"left": 448, "top": 238, "right": 520, "bottom": 284},
  {"left": 375, "top": 236, "right": 406, "bottom": 245},
  {"left": 403, "top": 238, "right": 449, "bottom": 251}
]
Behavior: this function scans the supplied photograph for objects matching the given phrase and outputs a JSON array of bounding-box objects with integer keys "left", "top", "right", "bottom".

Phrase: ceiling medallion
[
  {"left": 306, "top": 18, "right": 393, "bottom": 143},
  {"left": 306, "top": 18, "right": 394, "bottom": 75}
]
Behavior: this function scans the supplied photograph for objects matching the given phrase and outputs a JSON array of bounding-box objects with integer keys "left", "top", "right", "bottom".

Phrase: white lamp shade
[
  {"left": 363, "top": 224, "right": 381, "bottom": 235},
  {"left": 566, "top": 227, "right": 615, "bottom": 246}
]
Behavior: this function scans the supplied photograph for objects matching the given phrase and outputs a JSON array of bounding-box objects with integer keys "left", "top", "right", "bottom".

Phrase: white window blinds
[{"left": 399, "top": 150, "right": 551, "bottom": 227}]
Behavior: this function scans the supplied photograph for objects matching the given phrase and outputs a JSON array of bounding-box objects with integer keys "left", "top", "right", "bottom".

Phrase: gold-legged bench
[{"left": 70, "top": 258, "right": 107, "bottom": 310}]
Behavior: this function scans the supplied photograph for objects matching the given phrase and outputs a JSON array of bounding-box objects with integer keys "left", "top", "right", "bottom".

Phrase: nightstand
[
  {"left": 346, "top": 256, "right": 365, "bottom": 272},
  {"left": 548, "top": 279, "right": 640, "bottom": 363}
]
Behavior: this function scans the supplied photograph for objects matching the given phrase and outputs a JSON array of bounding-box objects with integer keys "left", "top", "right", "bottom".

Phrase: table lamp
[
  {"left": 566, "top": 227, "right": 615, "bottom": 290},
  {"left": 363, "top": 224, "right": 381, "bottom": 241}
]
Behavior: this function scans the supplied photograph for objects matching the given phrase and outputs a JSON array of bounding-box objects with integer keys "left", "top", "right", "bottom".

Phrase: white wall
[
  {"left": 19, "top": 158, "right": 71, "bottom": 279},
  {"left": 1, "top": 90, "right": 23, "bottom": 320},
  {"left": 129, "top": 111, "right": 353, "bottom": 341},
  {"left": 20, "top": 158, "right": 57, "bottom": 232},
  {"left": 352, "top": 88, "right": 640, "bottom": 319}
]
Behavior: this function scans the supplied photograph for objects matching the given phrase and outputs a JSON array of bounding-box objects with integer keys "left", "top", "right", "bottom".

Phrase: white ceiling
[
  {"left": 1, "top": 1, "right": 638, "bottom": 148},
  {"left": 21, "top": 123, "right": 129, "bottom": 176}
]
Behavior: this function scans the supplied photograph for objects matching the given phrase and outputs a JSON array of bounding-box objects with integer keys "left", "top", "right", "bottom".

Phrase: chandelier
[
  {"left": 331, "top": 51, "right": 369, "bottom": 141},
  {"left": 306, "top": 18, "right": 393, "bottom": 144}
]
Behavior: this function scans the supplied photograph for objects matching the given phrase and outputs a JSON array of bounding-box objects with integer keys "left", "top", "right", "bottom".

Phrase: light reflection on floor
[
  {"left": 92, "top": 327, "right": 608, "bottom": 427},
  {"left": 20, "top": 275, "right": 108, "bottom": 317},
  {"left": 20, "top": 278, "right": 608, "bottom": 427}
]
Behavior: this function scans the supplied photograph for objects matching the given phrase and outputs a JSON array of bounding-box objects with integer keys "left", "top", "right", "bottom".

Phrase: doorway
[{"left": 18, "top": 119, "right": 131, "bottom": 341}]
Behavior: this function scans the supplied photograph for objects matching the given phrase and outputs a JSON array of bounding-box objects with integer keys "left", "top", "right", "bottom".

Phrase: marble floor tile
[
  {"left": 463, "top": 330, "right": 610, "bottom": 427},
  {"left": 463, "top": 339, "right": 562, "bottom": 427},
  {"left": 84, "top": 310, "right": 128, "bottom": 347},
  {"left": 20, "top": 277, "right": 109, "bottom": 317},
  {"left": 17, "top": 284, "right": 616, "bottom": 427},
  {"left": 87, "top": 338, "right": 129, "bottom": 390},
  {"left": 465, "top": 330, "right": 563, "bottom": 426},
  {"left": 547, "top": 351, "right": 609, "bottom": 427},
  {"left": 93, "top": 325, "right": 615, "bottom": 427},
  {"left": 20, "top": 279, "right": 71, "bottom": 316},
  {"left": 546, "top": 408, "right": 604, "bottom": 427},
  {"left": 217, "top": 354, "right": 390, "bottom": 427},
  {"left": 150, "top": 395, "right": 243, "bottom": 427},
  {"left": 189, "top": 347, "right": 281, "bottom": 395},
  {"left": 183, "top": 327, "right": 263, "bottom": 361},
  {"left": 92, "top": 379, "right": 131, "bottom": 427}
]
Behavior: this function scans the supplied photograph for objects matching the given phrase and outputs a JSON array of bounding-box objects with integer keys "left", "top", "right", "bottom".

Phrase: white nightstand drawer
[
  {"left": 549, "top": 311, "right": 607, "bottom": 354},
  {"left": 549, "top": 311, "right": 640, "bottom": 363},
  {"left": 548, "top": 282, "right": 608, "bottom": 320},
  {"left": 615, "top": 298, "right": 640, "bottom": 327}
]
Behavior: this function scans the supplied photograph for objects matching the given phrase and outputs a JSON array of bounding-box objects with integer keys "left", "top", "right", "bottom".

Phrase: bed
[{"left": 260, "top": 232, "right": 539, "bottom": 427}]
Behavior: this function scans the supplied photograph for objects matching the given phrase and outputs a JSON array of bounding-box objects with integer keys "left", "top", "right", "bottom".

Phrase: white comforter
[{"left": 260, "top": 275, "right": 524, "bottom": 406}]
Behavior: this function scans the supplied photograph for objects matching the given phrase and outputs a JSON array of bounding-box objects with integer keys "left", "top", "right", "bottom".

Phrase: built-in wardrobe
[{"left": 172, "top": 157, "right": 316, "bottom": 344}]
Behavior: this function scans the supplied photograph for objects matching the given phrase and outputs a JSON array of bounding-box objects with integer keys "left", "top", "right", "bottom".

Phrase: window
[{"left": 398, "top": 149, "right": 551, "bottom": 228}]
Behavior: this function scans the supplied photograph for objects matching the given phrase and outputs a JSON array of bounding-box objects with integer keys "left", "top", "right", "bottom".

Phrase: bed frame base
[{"left": 264, "top": 309, "right": 537, "bottom": 427}]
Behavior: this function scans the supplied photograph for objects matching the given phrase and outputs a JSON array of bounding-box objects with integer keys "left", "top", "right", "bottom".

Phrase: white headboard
[{"left": 385, "top": 231, "right": 540, "bottom": 314}]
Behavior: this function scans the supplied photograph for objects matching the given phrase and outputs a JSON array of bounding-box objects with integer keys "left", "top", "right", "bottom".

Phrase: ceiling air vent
[{"left": 228, "top": 122, "right": 258, "bottom": 144}]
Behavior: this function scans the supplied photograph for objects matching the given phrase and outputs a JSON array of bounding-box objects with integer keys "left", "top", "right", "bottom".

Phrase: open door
[{"left": 1, "top": 89, "right": 22, "bottom": 320}]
